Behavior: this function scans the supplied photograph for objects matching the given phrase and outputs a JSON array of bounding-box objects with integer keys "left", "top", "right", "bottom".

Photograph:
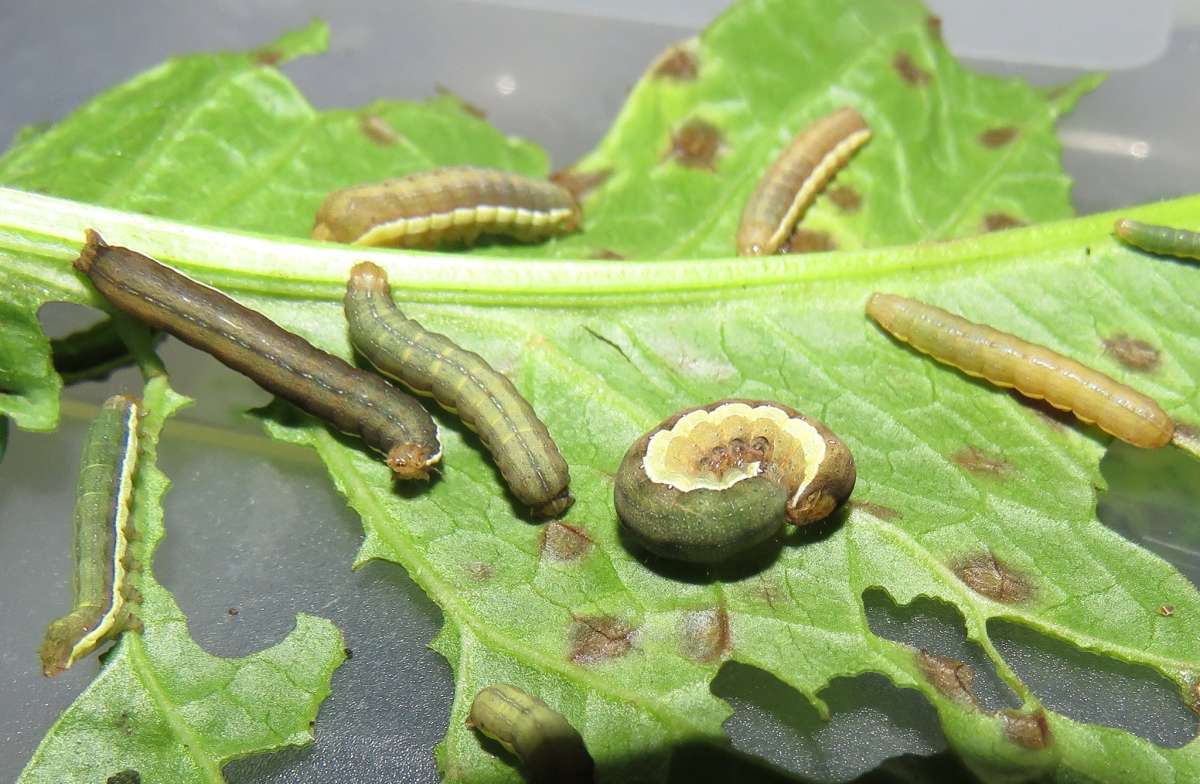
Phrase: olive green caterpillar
[
  {"left": 736, "top": 106, "right": 871, "bottom": 256},
  {"left": 614, "top": 399, "right": 856, "bottom": 563},
  {"left": 466, "top": 684, "right": 593, "bottom": 784},
  {"left": 866, "top": 293, "right": 1176, "bottom": 449},
  {"left": 72, "top": 231, "right": 441, "bottom": 478},
  {"left": 312, "top": 166, "right": 581, "bottom": 249},
  {"left": 345, "top": 262, "right": 572, "bottom": 517},
  {"left": 40, "top": 395, "right": 142, "bottom": 676},
  {"left": 1114, "top": 218, "right": 1200, "bottom": 261}
]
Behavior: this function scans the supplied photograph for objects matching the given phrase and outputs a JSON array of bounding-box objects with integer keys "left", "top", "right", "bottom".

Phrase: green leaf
[
  {"left": 18, "top": 377, "right": 346, "bottom": 784},
  {"left": 1, "top": 2, "right": 1197, "bottom": 783}
]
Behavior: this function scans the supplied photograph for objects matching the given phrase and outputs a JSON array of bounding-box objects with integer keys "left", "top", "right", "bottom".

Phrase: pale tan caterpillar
[
  {"left": 736, "top": 106, "right": 871, "bottom": 256},
  {"left": 866, "top": 293, "right": 1176, "bottom": 449},
  {"left": 344, "top": 262, "right": 572, "bottom": 517},
  {"left": 466, "top": 684, "right": 593, "bottom": 784},
  {"left": 312, "top": 166, "right": 581, "bottom": 249},
  {"left": 40, "top": 395, "right": 142, "bottom": 676}
]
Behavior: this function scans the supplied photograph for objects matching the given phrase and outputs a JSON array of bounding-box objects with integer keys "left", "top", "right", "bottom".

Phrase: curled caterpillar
[
  {"left": 614, "top": 399, "right": 856, "bottom": 563},
  {"left": 466, "top": 684, "right": 593, "bottom": 784},
  {"left": 312, "top": 166, "right": 581, "bottom": 249},
  {"left": 345, "top": 261, "right": 572, "bottom": 517}
]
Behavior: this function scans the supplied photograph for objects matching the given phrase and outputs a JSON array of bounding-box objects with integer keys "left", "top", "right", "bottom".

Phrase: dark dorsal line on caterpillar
[
  {"left": 72, "top": 231, "right": 441, "bottom": 478},
  {"left": 466, "top": 684, "right": 594, "bottom": 784},
  {"left": 866, "top": 293, "right": 1177, "bottom": 449},
  {"left": 40, "top": 395, "right": 142, "bottom": 676},
  {"left": 614, "top": 399, "right": 856, "bottom": 563},
  {"left": 345, "top": 261, "right": 573, "bottom": 517},
  {"left": 736, "top": 106, "right": 871, "bottom": 256},
  {"left": 312, "top": 166, "right": 582, "bottom": 249},
  {"left": 1114, "top": 218, "right": 1200, "bottom": 261}
]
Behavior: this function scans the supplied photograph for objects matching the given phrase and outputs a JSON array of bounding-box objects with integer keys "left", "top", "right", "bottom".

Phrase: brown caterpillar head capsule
[
  {"left": 614, "top": 399, "right": 856, "bottom": 563},
  {"left": 386, "top": 442, "right": 441, "bottom": 480}
]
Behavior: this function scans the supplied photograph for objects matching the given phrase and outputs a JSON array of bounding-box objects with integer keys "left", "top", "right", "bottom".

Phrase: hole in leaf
[
  {"left": 712, "top": 662, "right": 946, "bottom": 782},
  {"left": 864, "top": 589, "right": 1020, "bottom": 712},
  {"left": 987, "top": 619, "right": 1196, "bottom": 748}
]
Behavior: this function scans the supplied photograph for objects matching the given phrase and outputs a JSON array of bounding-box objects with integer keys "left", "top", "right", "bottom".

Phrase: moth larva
[
  {"left": 466, "top": 684, "right": 593, "bottom": 784},
  {"left": 736, "top": 106, "right": 871, "bottom": 256},
  {"left": 40, "top": 395, "right": 142, "bottom": 676},
  {"left": 345, "top": 262, "right": 572, "bottom": 517},
  {"left": 1114, "top": 218, "right": 1200, "bottom": 261},
  {"left": 613, "top": 400, "right": 856, "bottom": 563},
  {"left": 73, "top": 231, "right": 441, "bottom": 478},
  {"left": 866, "top": 293, "right": 1176, "bottom": 448},
  {"left": 312, "top": 166, "right": 582, "bottom": 249}
]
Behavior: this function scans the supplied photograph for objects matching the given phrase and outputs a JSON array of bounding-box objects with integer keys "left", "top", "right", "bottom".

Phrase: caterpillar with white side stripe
[
  {"left": 40, "top": 395, "right": 142, "bottom": 676},
  {"left": 312, "top": 166, "right": 581, "bottom": 248},
  {"left": 466, "top": 684, "right": 593, "bottom": 784},
  {"left": 1114, "top": 218, "right": 1200, "bottom": 261},
  {"left": 345, "top": 261, "right": 573, "bottom": 517},
  {"left": 736, "top": 106, "right": 871, "bottom": 256},
  {"left": 866, "top": 292, "right": 1176, "bottom": 449}
]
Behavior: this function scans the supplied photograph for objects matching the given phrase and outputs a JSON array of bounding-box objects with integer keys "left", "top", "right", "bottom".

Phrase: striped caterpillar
[
  {"left": 72, "top": 231, "right": 441, "bottom": 478},
  {"left": 866, "top": 293, "right": 1176, "bottom": 449},
  {"left": 736, "top": 106, "right": 871, "bottom": 256},
  {"left": 614, "top": 400, "right": 856, "bottom": 563},
  {"left": 344, "top": 261, "right": 572, "bottom": 517},
  {"left": 1114, "top": 218, "right": 1200, "bottom": 261},
  {"left": 40, "top": 395, "right": 142, "bottom": 676},
  {"left": 466, "top": 684, "right": 593, "bottom": 784},
  {"left": 312, "top": 167, "right": 581, "bottom": 249}
]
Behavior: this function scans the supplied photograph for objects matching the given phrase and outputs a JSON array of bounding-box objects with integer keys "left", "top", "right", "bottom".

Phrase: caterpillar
[
  {"left": 613, "top": 399, "right": 856, "bottom": 563},
  {"left": 866, "top": 293, "right": 1175, "bottom": 448},
  {"left": 344, "top": 261, "right": 572, "bottom": 517},
  {"left": 736, "top": 106, "right": 871, "bottom": 256},
  {"left": 1114, "top": 218, "right": 1200, "bottom": 260},
  {"left": 40, "top": 395, "right": 142, "bottom": 676},
  {"left": 312, "top": 166, "right": 582, "bottom": 249},
  {"left": 72, "top": 231, "right": 441, "bottom": 478},
  {"left": 466, "top": 684, "right": 593, "bottom": 784}
]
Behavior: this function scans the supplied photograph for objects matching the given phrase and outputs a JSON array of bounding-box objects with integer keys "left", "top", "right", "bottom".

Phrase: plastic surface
[{"left": 2, "top": 2, "right": 1199, "bottom": 782}]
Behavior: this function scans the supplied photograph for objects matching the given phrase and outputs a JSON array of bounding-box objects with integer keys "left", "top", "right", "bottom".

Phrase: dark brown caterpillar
[
  {"left": 312, "top": 166, "right": 581, "bottom": 249},
  {"left": 72, "top": 231, "right": 441, "bottom": 478},
  {"left": 345, "top": 262, "right": 572, "bottom": 517}
]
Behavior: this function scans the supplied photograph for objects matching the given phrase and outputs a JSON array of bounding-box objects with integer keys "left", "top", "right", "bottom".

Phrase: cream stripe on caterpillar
[
  {"left": 40, "top": 395, "right": 141, "bottom": 676},
  {"left": 866, "top": 293, "right": 1176, "bottom": 449},
  {"left": 736, "top": 106, "right": 871, "bottom": 256},
  {"left": 312, "top": 166, "right": 582, "bottom": 249},
  {"left": 344, "top": 261, "right": 573, "bottom": 518}
]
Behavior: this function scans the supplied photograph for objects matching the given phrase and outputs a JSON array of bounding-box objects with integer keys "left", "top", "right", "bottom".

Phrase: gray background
[{"left": 2, "top": 1, "right": 1199, "bottom": 782}]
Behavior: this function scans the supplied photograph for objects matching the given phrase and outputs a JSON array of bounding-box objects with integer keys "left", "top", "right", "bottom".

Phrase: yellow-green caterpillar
[
  {"left": 344, "top": 262, "right": 573, "bottom": 517},
  {"left": 466, "top": 684, "right": 593, "bottom": 784},
  {"left": 1114, "top": 218, "right": 1200, "bottom": 261},
  {"left": 40, "top": 395, "right": 143, "bottom": 676}
]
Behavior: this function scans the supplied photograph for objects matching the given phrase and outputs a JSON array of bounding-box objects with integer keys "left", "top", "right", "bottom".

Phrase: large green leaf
[
  {"left": 18, "top": 377, "right": 346, "bottom": 783},
  {"left": 1, "top": 2, "right": 1196, "bottom": 783}
]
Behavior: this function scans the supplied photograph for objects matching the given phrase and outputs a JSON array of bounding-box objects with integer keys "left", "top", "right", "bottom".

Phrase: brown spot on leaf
[
  {"left": 569, "top": 615, "right": 635, "bottom": 664},
  {"left": 749, "top": 578, "right": 786, "bottom": 610},
  {"left": 679, "top": 607, "right": 731, "bottom": 663},
  {"left": 590, "top": 248, "right": 625, "bottom": 260},
  {"left": 926, "top": 14, "right": 943, "bottom": 42},
  {"left": 850, "top": 500, "right": 902, "bottom": 521},
  {"left": 980, "top": 127, "right": 1019, "bottom": 148},
  {"left": 550, "top": 166, "right": 611, "bottom": 202},
  {"left": 539, "top": 522, "right": 593, "bottom": 561},
  {"left": 781, "top": 229, "right": 837, "bottom": 254},
  {"left": 1103, "top": 334, "right": 1160, "bottom": 373},
  {"left": 359, "top": 114, "right": 400, "bottom": 146},
  {"left": 464, "top": 561, "right": 494, "bottom": 582},
  {"left": 253, "top": 49, "right": 283, "bottom": 67},
  {"left": 893, "top": 52, "right": 931, "bottom": 86},
  {"left": 1001, "top": 709, "right": 1052, "bottom": 749},
  {"left": 828, "top": 185, "right": 862, "bottom": 213},
  {"left": 984, "top": 212, "right": 1026, "bottom": 232},
  {"left": 665, "top": 118, "right": 722, "bottom": 170},
  {"left": 1159, "top": 605, "right": 1175, "bottom": 617},
  {"left": 917, "top": 650, "right": 980, "bottom": 708},
  {"left": 953, "top": 551, "right": 1032, "bottom": 604},
  {"left": 952, "top": 446, "right": 1011, "bottom": 476},
  {"left": 435, "top": 84, "right": 488, "bottom": 120},
  {"left": 653, "top": 46, "right": 699, "bottom": 80}
]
